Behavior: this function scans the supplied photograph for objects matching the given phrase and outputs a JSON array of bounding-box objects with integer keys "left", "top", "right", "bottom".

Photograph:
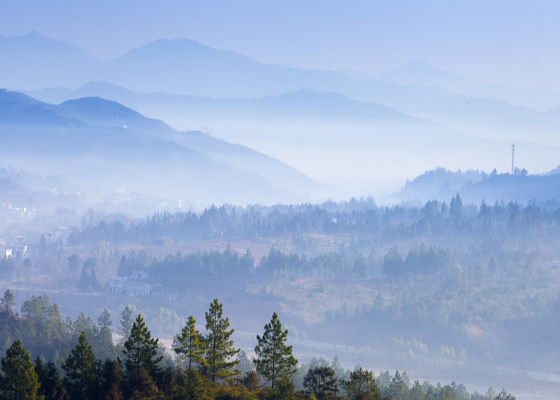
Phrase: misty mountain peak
[
  {"left": 378, "top": 59, "right": 461, "bottom": 85},
  {"left": 23, "top": 30, "right": 42, "bottom": 38}
]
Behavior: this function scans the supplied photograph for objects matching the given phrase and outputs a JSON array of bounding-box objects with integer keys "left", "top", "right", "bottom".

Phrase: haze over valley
[
  {"left": 3, "top": 31, "right": 560, "bottom": 196},
  {"left": 0, "top": 2, "right": 559, "bottom": 399}
]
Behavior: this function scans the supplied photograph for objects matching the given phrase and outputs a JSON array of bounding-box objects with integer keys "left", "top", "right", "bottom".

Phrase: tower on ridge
[{"left": 511, "top": 144, "right": 515, "bottom": 175}]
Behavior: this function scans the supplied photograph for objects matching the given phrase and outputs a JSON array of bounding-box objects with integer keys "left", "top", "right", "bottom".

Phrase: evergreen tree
[
  {"left": 353, "top": 252, "right": 368, "bottom": 278},
  {"left": 117, "top": 256, "right": 128, "bottom": 277},
  {"left": 125, "top": 367, "right": 159, "bottom": 399},
  {"left": 23, "top": 258, "right": 32, "bottom": 281},
  {"left": 303, "top": 366, "right": 338, "bottom": 399},
  {"left": 63, "top": 331, "right": 97, "bottom": 400},
  {"left": 98, "top": 309, "right": 112, "bottom": 331},
  {"left": 96, "top": 309, "right": 115, "bottom": 360},
  {"left": 98, "top": 359, "right": 124, "bottom": 400},
  {"left": 0, "top": 340, "right": 41, "bottom": 400},
  {"left": 174, "top": 315, "right": 206, "bottom": 370},
  {"left": 181, "top": 369, "right": 216, "bottom": 400},
  {"left": 439, "top": 385, "right": 457, "bottom": 400},
  {"left": 77, "top": 270, "right": 91, "bottom": 293},
  {"left": 409, "top": 380, "right": 424, "bottom": 400},
  {"left": 90, "top": 270, "right": 102, "bottom": 291},
  {"left": 254, "top": 312, "right": 298, "bottom": 388},
  {"left": 122, "top": 314, "right": 162, "bottom": 375},
  {"left": 495, "top": 389, "right": 516, "bottom": 400},
  {"left": 204, "top": 299, "right": 240, "bottom": 382},
  {"left": 38, "top": 236, "right": 47, "bottom": 257},
  {"left": 118, "top": 306, "right": 133, "bottom": 344},
  {"left": 235, "top": 351, "right": 255, "bottom": 374},
  {"left": 1, "top": 289, "right": 15, "bottom": 312},
  {"left": 274, "top": 376, "right": 298, "bottom": 400},
  {"left": 34, "top": 357, "right": 66, "bottom": 400},
  {"left": 450, "top": 193, "right": 463, "bottom": 222},
  {"left": 330, "top": 356, "right": 345, "bottom": 378},
  {"left": 67, "top": 254, "right": 80, "bottom": 273},
  {"left": 340, "top": 367, "right": 380, "bottom": 400},
  {"left": 388, "top": 370, "right": 408, "bottom": 400}
]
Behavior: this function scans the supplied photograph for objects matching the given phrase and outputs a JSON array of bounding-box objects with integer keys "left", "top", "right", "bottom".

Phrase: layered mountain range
[
  {"left": 3, "top": 31, "right": 560, "bottom": 204},
  {"left": 0, "top": 89, "right": 326, "bottom": 206}
]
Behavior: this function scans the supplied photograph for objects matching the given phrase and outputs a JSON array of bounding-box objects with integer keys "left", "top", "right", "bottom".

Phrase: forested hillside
[{"left": 0, "top": 291, "right": 515, "bottom": 400}]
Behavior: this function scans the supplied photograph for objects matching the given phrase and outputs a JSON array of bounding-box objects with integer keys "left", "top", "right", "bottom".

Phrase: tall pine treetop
[
  {"left": 62, "top": 331, "right": 97, "bottom": 400},
  {"left": 123, "top": 314, "right": 162, "bottom": 375},
  {"left": 0, "top": 339, "right": 41, "bottom": 400},
  {"left": 204, "top": 299, "right": 240, "bottom": 382},
  {"left": 175, "top": 315, "right": 206, "bottom": 370},
  {"left": 254, "top": 312, "right": 298, "bottom": 389}
]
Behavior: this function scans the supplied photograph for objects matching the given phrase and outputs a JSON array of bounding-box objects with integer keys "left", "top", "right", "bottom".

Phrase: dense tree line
[
  {"left": 145, "top": 245, "right": 255, "bottom": 290},
  {"left": 0, "top": 290, "right": 115, "bottom": 362},
  {"left": 0, "top": 291, "right": 516, "bottom": 400},
  {"left": 120, "top": 246, "right": 366, "bottom": 292},
  {"left": 65, "top": 195, "right": 560, "bottom": 250},
  {"left": 382, "top": 245, "right": 458, "bottom": 277}
]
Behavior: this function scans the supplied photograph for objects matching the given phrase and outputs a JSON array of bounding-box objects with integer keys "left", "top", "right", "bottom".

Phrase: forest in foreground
[{"left": 0, "top": 290, "right": 516, "bottom": 400}]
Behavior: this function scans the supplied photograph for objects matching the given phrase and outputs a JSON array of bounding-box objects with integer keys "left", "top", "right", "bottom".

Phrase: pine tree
[
  {"left": 496, "top": 389, "right": 516, "bottom": 400},
  {"left": 340, "top": 367, "right": 380, "bottom": 400},
  {"left": 254, "top": 312, "right": 298, "bottom": 388},
  {"left": 117, "top": 255, "right": 128, "bottom": 277},
  {"left": 97, "top": 309, "right": 115, "bottom": 359},
  {"left": 67, "top": 254, "right": 81, "bottom": 273},
  {"left": 0, "top": 340, "right": 41, "bottom": 400},
  {"left": 174, "top": 315, "right": 206, "bottom": 370},
  {"left": 450, "top": 193, "right": 463, "bottom": 222},
  {"left": 275, "top": 375, "right": 298, "bottom": 400},
  {"left": 63, "top": 331, "right": 97, "bottom": 400},
  {"left": 409, "top": 380, "right": 424, "bottom": 400},
  {"left": 235, "top": 351, "right": 255, "bottom": 374},
  {"left": 1, "top": 289, "right": 15, "bottom": 312},
  {"left": 23, "top": 258, "right": 32, "bottom": 281},
  {"left": 98, "top": 309, "right": 112, "bottom": 331},
  {"left": 204, "top": 299, "right": 240, "bottom": 382},
  {"left": 123, "top": 314, "right": 162, "bottom": 375},
  {"left": 118, "top": 306, "right": 133, "bottom": 344},
  {"left": 98, "top": 359, "right": 124, "bottom": 400},
  {"left": 38, "top": 236, "right": 47, "bottom": 257},
  {"left": 90, "top": 269, "right": 102, "bottom": 291},
  {"left": 35, "top": 357, "right": 67, "bottom": 400},
  {"left": 77, "top": 269, "right": 91, "bottom": 292},
  {"left": 330, "top": 356, "right": 344, "bottom": 378},
  {"left": 388, "top": 370, "right": 408, "bottom": 400},
  {"left": 303, "top": 366, "right": 338, "bottom": 399},
  {"left": 353, "top": 252, "right": 368, "bottom": 278}
]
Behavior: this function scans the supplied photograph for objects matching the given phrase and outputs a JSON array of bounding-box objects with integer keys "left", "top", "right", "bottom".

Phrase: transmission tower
[{"left": 511, "top": 144, "right": 515, "bottom": 175}]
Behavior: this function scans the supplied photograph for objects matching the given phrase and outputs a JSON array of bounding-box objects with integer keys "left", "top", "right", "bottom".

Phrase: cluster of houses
[
  {"left": 108, "top": 271, "right": 179, "bottom": 301},
  {"left": 0, "top": 235, "right": 28, "bottom": 258},
  {"left": 0, "top": 204, "right": 35, "bottom": 222}
]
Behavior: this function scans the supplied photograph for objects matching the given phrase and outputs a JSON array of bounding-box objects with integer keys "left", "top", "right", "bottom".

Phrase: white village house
[{"left": 108, "top": 271, "right": 178, "bottom": 300}]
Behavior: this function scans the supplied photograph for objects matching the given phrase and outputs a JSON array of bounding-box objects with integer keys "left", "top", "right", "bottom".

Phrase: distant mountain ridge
[
  {"left": 23, "top": 82, "right": 422, "bottom": 123},
  {"left": 389, "top": 167, "right": 560, "bottom": 205},
  {"left": 0, "top": 89, "right": 326, "bottom": 206},
  {"left": 377, "top": 59, "right": 560, "bottom": 111},
  {"left": 4, "top": 31, "right": 559, "bottom": 112},
  {"left": 0, "top": 31, "right": 101, "bottom": 90},
  {"left": 22, "top": 79, "right": 560, "bottom": 150},
  {"left": 7, "top": 32, "right": 560, "bottom": 150}
]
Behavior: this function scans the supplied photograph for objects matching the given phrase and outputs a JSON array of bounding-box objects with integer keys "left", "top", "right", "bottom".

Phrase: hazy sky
[{"left": 3, "top": 0, "right": 560, "bottom": 91}]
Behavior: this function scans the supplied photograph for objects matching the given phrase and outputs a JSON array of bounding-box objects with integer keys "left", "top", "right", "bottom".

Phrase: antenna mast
[{"left": 511, "top": 144, "right": 515, "bottom": 174}]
